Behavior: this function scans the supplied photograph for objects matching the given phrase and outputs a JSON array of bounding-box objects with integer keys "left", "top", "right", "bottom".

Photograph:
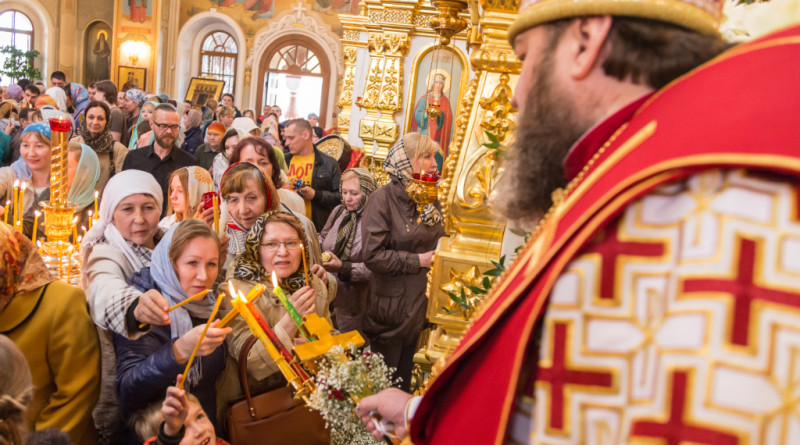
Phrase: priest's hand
[
  {"left": 135, "top": 290, "right": 171, "bottom": 326},
  {"left": 357, "top": 388, "right": 413, "bottom": 440}
]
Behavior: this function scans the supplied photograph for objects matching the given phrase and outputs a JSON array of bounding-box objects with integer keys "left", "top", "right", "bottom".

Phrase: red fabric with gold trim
[{"left": 410, "top": 24, "right": 800, "bottom": 445}]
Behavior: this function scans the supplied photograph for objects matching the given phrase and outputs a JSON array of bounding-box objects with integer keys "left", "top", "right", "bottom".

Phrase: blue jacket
[{"left": 181, "top": 126, "right": 204, "bottom": 156}]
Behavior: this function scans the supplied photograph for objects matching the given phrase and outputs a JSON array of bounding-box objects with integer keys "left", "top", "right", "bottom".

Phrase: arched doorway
[{"left": 257, "top": 35, "right": 330, "bottom": 126}]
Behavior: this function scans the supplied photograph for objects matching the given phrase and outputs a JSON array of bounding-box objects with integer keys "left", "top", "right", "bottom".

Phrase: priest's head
[{"left": 492, "top": 0, "right": 731, "bottom": 226}]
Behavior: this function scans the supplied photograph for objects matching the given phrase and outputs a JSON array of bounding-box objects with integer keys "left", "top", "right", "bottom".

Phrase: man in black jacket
[{"left": 284, "top": 118, "right": 341, "bottom": 231}]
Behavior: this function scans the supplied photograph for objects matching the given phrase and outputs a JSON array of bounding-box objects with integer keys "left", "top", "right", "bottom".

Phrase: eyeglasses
[
  {"left": 152, "top": 122, "right": 180, "bottom": 132},
  {"left": 260, "top": 239, "right": 302, "bottom": 251}
]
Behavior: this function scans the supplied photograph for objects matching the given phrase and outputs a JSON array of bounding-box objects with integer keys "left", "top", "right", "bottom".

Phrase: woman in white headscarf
[
  {"left": 81, "top": 169, "right": 166, "bottom": 338},
  {"left": 158, "top": 166, "right": 215, "bottom": 232},
  {"left": 44, "top": 87, "right": 68, "bottom": 112}
]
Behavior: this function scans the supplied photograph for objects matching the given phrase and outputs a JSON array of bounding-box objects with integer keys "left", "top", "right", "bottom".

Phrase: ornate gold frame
[{"left": 402, "top": 42, "right": 470, "bottom": 140}]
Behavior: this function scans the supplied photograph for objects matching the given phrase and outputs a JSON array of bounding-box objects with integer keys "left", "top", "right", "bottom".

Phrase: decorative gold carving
[
  {"left": 382, "top": 8, "right": 413, "bottom": 24},
  {"left": 479, "top": 73, "right": 516, "bottom": 142},
  {"left": 343, "top": 29, "right": 361, "bottom": 41},
  {"left": 458, "top": 154, "right": 497, "bottom": 211},
  {"left": 377, "top": 58, "right": 401, "bottom": 110},
  {"left": 439, "top": 75, "right": 479, "bottom": 217},
  {"left": 480, "top": 0, "right": 519, "bottom": 12},
  {"left": 429, "top": 0, "right": 470, "bottom": 45},
  {"left": 360, "top": 55, "right": 383, "bottom": 109},
  {"left": 440, "top": 266, "right": 484, "bottom": 320},
  {"left": 414, "top": 13, "right": 432, "bottom": 29}
]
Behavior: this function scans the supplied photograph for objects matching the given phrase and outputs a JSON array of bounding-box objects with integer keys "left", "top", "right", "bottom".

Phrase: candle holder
[
  {"left": 39, "top": 117, "right": 80, "bottom": 283},
  {"left": 426, "top": 102, "right": 442, "bottom": 118},
  {"left": 406, "top": 173, "right": 440, "bottom": 224}
]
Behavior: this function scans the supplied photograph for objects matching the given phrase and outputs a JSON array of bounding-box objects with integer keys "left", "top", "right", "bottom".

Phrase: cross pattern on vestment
[
  {"left": 630, "top": 370, "right": 740, "bottom": 445},
  {"left": 537, "top": 322, "right": 614, "bottom": 432},
  {"left": 582, "top": 220, "right": 665, "bottom": 300},
  {"left": 682, "top": 237, "right": 800, "bottom": 347}
]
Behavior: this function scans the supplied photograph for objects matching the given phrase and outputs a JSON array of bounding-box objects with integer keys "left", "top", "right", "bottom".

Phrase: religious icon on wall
[
  {"left": 312, "top": 0, "right": 362, "bottom": 14},
  {"left": 84, "top": 22, "right": 111, "bottom": 85},
  {"left": 185, "top": 77, "right": 226, "bottom": 108},
  {"left": 214, "top": 0, "right": 275, "bottom": 20},
  {"left": 124, "top": 0, "right": 151, "bottom": 23},
  {"left": 118, "top": 66, "right": 146, "bottom": 92},
  {"left": 404, "top": 46, "right": 467, "bottom": 165}
]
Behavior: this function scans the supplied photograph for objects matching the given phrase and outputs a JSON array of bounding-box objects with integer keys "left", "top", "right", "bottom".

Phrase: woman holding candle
[
  {"left": 0, "top": 123, "right": 53, "bottom": 230},
  {"left": 361, "top": 133, "right": 445, "bottom": 390},
  {"left": 72, "top": 100, "right": 129, "bottom": 194},
  {"left": 221, "top": 211, "right": 336, "bottom": 390},
  {"left": 158, "top": 166, "right": 215, "bottom": 232},
  {"left": 319, "top": 167, "right": 377, "bottom": 337},
  {"left": 114, "top": 220, "right": 230, "bottom": 444}
]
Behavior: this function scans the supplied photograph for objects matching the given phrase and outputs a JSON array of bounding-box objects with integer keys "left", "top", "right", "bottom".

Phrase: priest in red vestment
[{"left": 358, "top": 0, "right": 800, "bottom": 444}]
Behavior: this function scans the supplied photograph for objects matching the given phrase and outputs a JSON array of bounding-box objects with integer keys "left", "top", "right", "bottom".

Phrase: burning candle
[
  {"left": 17, "top": 183, "right": 26, "bottom": 229},
  {"left": 72, "top": 216, "right": 79, "bottom": 242},
  {"left": 212, "top": 195, "right": 219, "bottom": 234},
  {"left": 87, "top": 210, "right": 93, "bottom": 229},
  {"left": 3, "top": 200, "right": 9, "bottom": 224},
  {"left": 271, "top": 271, "right": 309, "bottom": 340},
  {"left": 31, "top": 211, "right": 40, "bottom": 242},
  {"left": 94, "top": 191, "right": 99, "bottom": 216},
  {"left": 178, "top": 292, "right": 224, "bottom": 390},
  {"left": 229, "top": 282, "right": 301, "bottom": 383}
]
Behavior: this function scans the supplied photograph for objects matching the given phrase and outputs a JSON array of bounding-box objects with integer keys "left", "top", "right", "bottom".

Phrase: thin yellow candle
[
  {"left": 177, "top": 292, "right": 224, "bottom": 390},
  {"left": 300, "top": 243, "right": 310, "bottom": 285},
  {"left": 3, "top": 200, "right": 9, "bottom": 224},
  {"left": 17, "top": 182, "right": 26, "bottom": 229},
  {"left": 94, "top": 191, "right": 99, "bottom": 216},
  {"left": 12, "top": 180, "right": 19, "bottom": 228},
  {"left": 218, "top": 284, "right": 266, "bottom": 328},
  {"left": 139, "top": 289, "right": 212, "bottom": 329},
  {"left": 31, "top": 211, "right": 40, "bottom": 242},
  {"left": 72, "top": 216, "right": 79, "bottom": 242},
  {"left": 87, "top": 210, "right": 93, "bottom": 229},
  {"left": 212, "top": 195, "right": 219, "bottom": 234}
]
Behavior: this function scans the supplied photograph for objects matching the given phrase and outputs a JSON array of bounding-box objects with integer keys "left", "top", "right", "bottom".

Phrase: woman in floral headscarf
[
  {"left": 221, "top": 211, "right": 336, "bottom": 387},
  {"left": 0, "top": 223, "right": 100, "bottom": 445},
  {"left": 360, "top": 132, "right": 445, "bottom": 390},
  {"left": 159, "top": 166, "right": 215, "bottom": 231},
  {"left": 318, "top": 168, "right": 377, "bottom": 337},
  {"left": 66, "top": 83, "right": 90, "bottom": 121}
]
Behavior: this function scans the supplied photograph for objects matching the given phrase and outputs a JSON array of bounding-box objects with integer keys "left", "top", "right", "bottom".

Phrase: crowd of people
[{"left": 0, "top": 71, "right": 446, "bottom": 445}]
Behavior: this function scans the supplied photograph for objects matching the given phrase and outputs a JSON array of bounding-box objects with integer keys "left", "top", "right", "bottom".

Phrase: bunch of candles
[
  {"left": 412, "top": 171, "right": 441, "bottom": 182},
  {"left": 6, "top": 180, "right": 27, "bottom": 230}
]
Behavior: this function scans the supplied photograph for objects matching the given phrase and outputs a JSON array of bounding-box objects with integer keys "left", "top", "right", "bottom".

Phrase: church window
[
  {"left": 199, "top": 31, "right": 237, "bottom": 95},
  {"left": 0, "top": 10, "right": 34, "bottom": 71}
]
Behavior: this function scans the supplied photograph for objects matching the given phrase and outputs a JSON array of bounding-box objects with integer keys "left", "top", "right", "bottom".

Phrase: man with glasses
[{"left": 122, "top": 103, "right": 197, "bottom": 214}]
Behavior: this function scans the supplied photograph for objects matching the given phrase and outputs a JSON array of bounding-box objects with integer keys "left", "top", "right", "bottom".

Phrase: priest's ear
[{"left": 565, "top": 16, "right": 613, "bottom": 81}]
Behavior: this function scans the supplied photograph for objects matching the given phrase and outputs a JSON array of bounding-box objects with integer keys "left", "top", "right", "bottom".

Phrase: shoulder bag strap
[{"left": 237, "top": 334, "right": 259, "bottom": 419}]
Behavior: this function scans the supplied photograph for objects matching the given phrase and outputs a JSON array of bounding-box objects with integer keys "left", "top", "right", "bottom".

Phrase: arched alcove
[
  {"left": 0, "top": 0, "right": 54, "bottom": 81},
  {"left": 175, "top": 12, "right": 246, "bottom": 106},
  {"left": 82, "top": 19, "right": 112, "bottom": 85}
]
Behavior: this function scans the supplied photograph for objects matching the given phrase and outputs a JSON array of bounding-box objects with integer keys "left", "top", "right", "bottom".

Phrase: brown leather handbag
[{"left": 224, "top": 335, "right": 330, "bottom": 445}]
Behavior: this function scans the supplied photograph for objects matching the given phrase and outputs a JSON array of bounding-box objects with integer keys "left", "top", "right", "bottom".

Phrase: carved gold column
[
  {"left": 412, "top": 0, "right": 520, "bottom": 392},
  {"left": 356, "top": 0, "right": 415, "bottom": 185},
  {"left": 336, "top": 12, "right": 368, "bottom": 139}
]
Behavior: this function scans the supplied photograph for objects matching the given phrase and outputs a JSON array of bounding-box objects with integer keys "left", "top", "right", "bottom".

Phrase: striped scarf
[{"left": 333, "top": 168, "right": 376, "bottom": 260}]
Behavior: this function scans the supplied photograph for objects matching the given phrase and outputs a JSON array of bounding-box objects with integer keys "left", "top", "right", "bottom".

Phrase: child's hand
[{"left": 162, "top": 381, "right": 189, "bottom": 436}]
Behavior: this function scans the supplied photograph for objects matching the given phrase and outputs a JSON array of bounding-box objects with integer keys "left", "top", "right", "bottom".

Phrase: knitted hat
[
  {"left": 508, "top": 0, "right": 724, "bottom": 43},
  {"left": 207, "top": 122, "right": 226, "bottom": 135}
]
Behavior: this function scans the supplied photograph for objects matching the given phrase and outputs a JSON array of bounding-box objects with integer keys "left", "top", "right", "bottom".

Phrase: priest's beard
[{"left": 491, "top": 50, "right": 592, "bottom": 228}]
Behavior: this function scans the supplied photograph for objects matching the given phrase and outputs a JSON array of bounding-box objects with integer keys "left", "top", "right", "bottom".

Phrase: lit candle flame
[
  {"left": 77, "top": 236, "right": 82, "bottom": 243},
  {"left": 95, "top": 191, "right": 99, "bottom": 198},
  {"left": 271, "top": 270, "right": 279, "bottom": 288},
  {"left": 72, "top": 216, "right": 78, "bottom": 223},
  {"left": 13, "top": 179, "right": 19, "bottom": 187},
  {"left": 20, "top": 183, "right": 26, "bottom": 191},
  {"left": 228, "top": 281, "right": 237, "bottom": 301},
  {"left": 88, "top": 210, "right": 93, "bottom": 217},
  {"left": 34, "top": 210, "right": 41, "bottom": 217}
]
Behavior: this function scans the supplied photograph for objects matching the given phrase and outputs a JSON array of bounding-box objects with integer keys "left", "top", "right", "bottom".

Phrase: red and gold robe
[{"left": 410, "top": 24, "right": 800, "bottom": 445}]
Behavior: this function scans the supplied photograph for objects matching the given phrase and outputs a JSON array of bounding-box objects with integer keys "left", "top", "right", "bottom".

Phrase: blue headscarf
[
  {"left": 69, "top": 83, "right": 90, "bottom": 118},
  {"left": 150, "top": 222, "right": 215, "bottom": 340},
  {"left": 11, "top": 123, "right": 53, "bottom": 180},
  {"left": 67, "top": 143, "right": 100, "bottom": 210}
]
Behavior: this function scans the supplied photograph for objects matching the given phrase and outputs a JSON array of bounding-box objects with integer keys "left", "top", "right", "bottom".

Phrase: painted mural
[{"left": 312, "top": 0, "right": 362, "bottom": 15}]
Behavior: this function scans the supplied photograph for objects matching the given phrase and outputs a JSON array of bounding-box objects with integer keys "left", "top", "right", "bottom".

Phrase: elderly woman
[
  {"left": 361, "top": 132, "right": 445, "bottom": 390},
  {"left": 222, "top": 211, "right": 336, "bottom": 389},
  {"left": 0, "top": 224, "right": 100, "bottom": 445},
  {"left": 319, "top": 168, "right": 377, "bottom": 336},
  {"left": 114, "top": 220, "right": 230, "bottom": 443},
  {"left": 181, "top": 109, "right": 204, "bottom": 155},
  {"left": 159, "top": 166, "right": 215, "bottom": 232},
  {"left": 230, "top": 136, "right": 302, "bottom": 217},
  {"left": 73, "top": 100, "right": 129, "bottom": 194}
]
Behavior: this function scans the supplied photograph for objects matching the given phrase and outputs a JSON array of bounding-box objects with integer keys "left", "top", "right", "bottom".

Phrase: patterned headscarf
[
  {"left": 0, "top": 223, "right": 55, "bottom": 312},
  {"left": 233, "top": 211, "right": 311, "bottom": 294},
  {"left": 169, "top": 166, "right": 214, "bottom": 219},
  {"left": 69, "top": 83, "right": 90, "bottom": 117},
  {"left": 383, "top": 137, "right": 442, "bottom": 226},
  {"left": 34, "top": 95, "right": 57, "bottom": 109},
  {"left": 334, "top": 168, "right": 377, "bottom": 260},
  {"left": 68, "top": 142, "right": 101, "bottom": 211},
  {"left": 79, "top": 104, "right": 115, "bottom": 154},
  {"left": 11, "top": 123, "right": 52, "bottom": 180}
]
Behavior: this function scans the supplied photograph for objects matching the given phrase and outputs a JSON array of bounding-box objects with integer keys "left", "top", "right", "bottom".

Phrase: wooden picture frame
[
  {"left": 403, "top": 44, "right": 469, "bottom": 157},
  {"left": 185, "top": 77, "right": 226, "bottom": 108},
  {"left": 118, "top": 66, "right": 146, "bottom": 91}
]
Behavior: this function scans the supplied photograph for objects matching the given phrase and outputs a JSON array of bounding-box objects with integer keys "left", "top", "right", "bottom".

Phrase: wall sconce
[{"left": 120, "top": 35, "right": 150, "bottom": 67}]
